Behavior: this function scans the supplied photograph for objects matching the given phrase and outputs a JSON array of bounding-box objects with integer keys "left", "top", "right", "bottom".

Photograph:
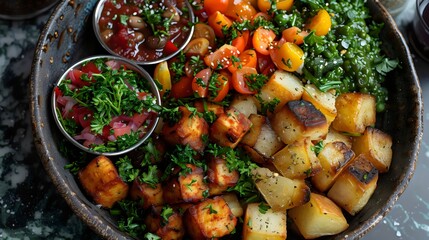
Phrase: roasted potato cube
[
  {"left": 253, "top": 120, "right": 285, "bottom": 158},
  {"left": 288, "top": 193, "right": 349, "bottom": 239},
  {"left": 230, "top": 94, "right": 258, "bottom": 118},
  {"left": 208, "top": 157, "right": 239, "bottom": 187},
  {"left": 194, "top": 100, "right": 225, "bottom": 117},
  {"left": 241, "top": 114, "right": 266, "bottom": 147},
  {"left": 222, "top": 193, "right": 244, "bottom": 217},
  {"left": 352, "top": 127, "right": 393, "bottom": 173},
  {"left": 162, "top": 106, "right": 209, "bottom": 153},
  {"left": 258, "top": 70, "right": 304, "bottom": 111},
  {"left": 332, "top": 93, "right": 376, "bottom": 134},
  {"left": 252, "top": 167, "right": 310, "bottom": 211},
  {"left": 184, "top": 196, "right": 237, "bottom": 239},
  {"left": 208, "top": 182, "right": 229, "bottom": 196},
  {"left": 78, "top": 156, "right": 128, "bottom": 208},
  {"left": 327, "top": 154, "right": 378, "bottom": 215},
  {"left": 302, "top": 84, "right": 337, "bottom": 124},
  {"left": 273, "top": 139, "right": 318, "bottom": 179},
  {"left": 210, "top": 107, "right": 252, "bottom": 148},
  {"left": 243, "top": 202, "right": 287, "bottom": 240},
  {"left": 270, "top": 100, "right": 329, "bottom": 145},
  {"left": 163, "top": 178, "right": 183, "bottom": 204},
  {"left": 130, "top": 180, "right": 164, "bottom": 209},
  {"left": 145, "top": 206, "right": 185, "bottom": 240},
  {"left": 324, "top": 128, "right": 353, "bottom": 148},
  {"left": 311, "top": 141, "right": 355, "bottom": 192},
  {"left": 179, "top": 164, "right": 209, "bottom": 203}
]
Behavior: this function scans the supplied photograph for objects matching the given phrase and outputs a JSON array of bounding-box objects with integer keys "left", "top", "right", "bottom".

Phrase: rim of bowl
[
  {"left": 92, "top": 0, "right": 195, "bottom": 65},
  {"left": 51, "top": 55, "right": 161, "bottom": 156}
]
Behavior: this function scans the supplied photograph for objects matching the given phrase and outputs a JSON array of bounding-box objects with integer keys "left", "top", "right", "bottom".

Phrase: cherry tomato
[
  {"left": 305, "top": 9, "right": 332, "bottom": 36},
  {"left": 192, "top": 68, "right": 212, "bottom": 98},
  {"left": 210, "top": 71, "right": 230, "bottom": 102},
  {"left": 228, "top": 49, "right": 258, "bottom": 73},
  {"left": 231, "top": 30, "right": 250, "bottom": 53},
  {"left": 204, "top": 0, "right": 229, "bottom": 15},
  {"left": 208, "top": 11, "right": 233, "bottom": 37},
  {"left": 257, "top": 0, "right": 294, "bottom": 13},
  {"left": 282, "top": 27, "right": 309, "bottom": 45},
  {"left": 251, "top": 12, "right": 272, "bottom": 23},
  {"left": 252, "top": 27, "right": 276, "bottom": 55},
  {"left": 231, "top": 66, "right": 258, "bottom": 94},
  {"left": 171, "top": 76, "right": 194, "bottom": 98},
  {"left": 225, "top": 1, "right": 257, "bottom": 21},
  {"left": 204, "top": 44, "right": 240, "bottom": 70},
  {"left": 192, "top": 23, "right": 216, "bottom": 48},
  {"left": 270, "top": 41, "right": 304, "bottom": 72},
  {"left": 184, "top": 38, "right": 210, "bottom": 57}
]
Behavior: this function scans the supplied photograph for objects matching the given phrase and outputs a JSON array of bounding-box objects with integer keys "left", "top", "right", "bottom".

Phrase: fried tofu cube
[
  {"left": 327, "top": 154, "right": 379, "bottom": 215},
  {"left": 184, "top": 196, "right": 237, "bottom": 239},
  {"left": 288, "top": 193, "right": 349, "bottom": 239},
  {"left": 210, "top": 107, "right": 252, "bottom": 148},
  {"left": 258, "top": 70, "right": 304, "bottom": 112},
  {"left": 352, "top": 127, "right": 393, "bottom": 173},
  {"left": 230, "top": 94, "right": 258, "bottom": 118},
  {"left": 208, "top": 157, "right": 239, "bottom": 187},
  {"left": 311, "top": 141, "right": 355, "bottom": 192},
  {"left": 130, "top": 180, "right": 164, "bottom": 209},
  {"left": 302, "top": 84, "right": 337, "bottom": 124},
  {"left": 178, "top": 164, "right": 209, "bottom": 203},
  {"left": 162, "top": 106, "right": 209, "bottom": 153},
  {"left": 332, "top": 93, "right": 376, "bottom": 134},
  {"left": 270, "top": 100, "right": 329, "bottom": 145},
  {"left": 243, "top": 203, "right": 287, "bottom": 240},
  {"left": 78, "top": 156, "right": 129, "bottom": 208}
]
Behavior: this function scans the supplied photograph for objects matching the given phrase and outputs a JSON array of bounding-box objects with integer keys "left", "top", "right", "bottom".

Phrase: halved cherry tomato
[
  {"left": 153, "top": 61, "right": 171, "bottom": 96},
  {"left": 225, "top": 1, "right": 257, "bottom": 21},
  {"left": 231, "top": 30, "right": 250, "bottom": 53},
  {"left": 251, "top": 12, "right": 272, "bottom": 24},
  {"left": 192, "top": 23, "right": 216, "bottom": 48},
  {"left": 231, "top": 66, "right": 258, "bottom": 94},
  {"left": 228, "top": 49, "right": 258, "bottom": 73},
  {"left": 204, "top": 44, "right": 240, "bottom": 70},
  {"left": 170, "top": 76, "right": 194, "bottom": 98},
  {"left": 192, "top": 68, "right": 212, "bottom": 98},
  {"left": 252, "top": 27, "right": 276, "bottom": 55},
  {"left": 305, "top": 9, "right": 332, "bottom": 36},
  {"left": 204, "top": 0, "right": 229, "bottom": 15},
  {"left": 257, "top": 0, "right": 294, "bottom": 13},
  {"left": 270, "top": 41, "right": 304, "bottom": 72},
  {"left": 184, "top": 38, "right": 210, "bottom": 57},
  {"left": 282, "top": 27, "right": 309, "bottom": 45},
  {"left": 210, "top": 71, "right": 230, "bottom": 102},
  {"left": 208, "top": 11, "right": 233, "bottom": 37}
]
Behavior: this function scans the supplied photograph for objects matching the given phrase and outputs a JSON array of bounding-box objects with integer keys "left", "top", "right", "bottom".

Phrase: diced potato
[
  {"left": 252, "top": 167, "right": 310, "bottom": 211},
  {"left": 78, "top": 156, "right": 128, "bottom": 208},
  {"left": 208, "top": 156, "right": 239, "bottom": 187},
  {"left": 258, "top": 70, "right": 304, "bottom": 111},
  {"left": 222, "top": 193, "right": 244, "bottom": 217},
  {"left": 302, "top": 84, "right": 337, "bottom": 125},
  {"left": 163, "top": 178, "right": 183, "bottom": 204},
  {"left": 311, "top": 141, "right": 355, "bottom": 192},
  {"left": 145, "top": 206, "right": 185, "bottom": 240},
  {"left": 241, "top": 114, "right": 266, "bottom": 147},
  {"left": 230, "top": 94, "right": 258, "bottom": 118},
  {"left": 288, "top": 193, "right": 349, "bottom": 239},
  {"left": 208, "top": 182, "right": 229, "bottom": 196},
  {"left": 327, "top": 154, "right": 379, "bottom": 215},
  {"left": 243, "top": 203, "right": 287, "bottom": 240},
  {"left": 324, "top": 128, "right": 353, "bottom": 148},
  {"left": 184, "top": 196, "right": 237, "bottom": 239},
  {"left": 332, "top": 93, "right": 376, "bottom": 134},
  {"left": 270, "top": 100, "right": 329, "bottom": 145},
  {"left": 253, "top": 120, "right": 285, "bottom": 158},
  {"left": 352, "top": 127, "right": 393, "bottom": 173},
  {"left": 272, "top": 139, "right": 316, "bottom": 179},
  {"left": 178, "top": 164, "right": 209, "bottom": 203},
  {"left": 210, "top": 107, "right": 252, "bottom": 148},
  {"left": 162, "top": 106, "right": 209, "bottom": 153},
  {"left": 130, "top": 180, "right": 164, "bottom": 209},
  {"left": 194, "top": 100, "right": 225, "bottom": 117}
]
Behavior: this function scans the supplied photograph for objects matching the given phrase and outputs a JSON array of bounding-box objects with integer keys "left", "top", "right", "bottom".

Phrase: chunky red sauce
[{"left": 98, "top": 0, "right": 192, "bottom": 62}]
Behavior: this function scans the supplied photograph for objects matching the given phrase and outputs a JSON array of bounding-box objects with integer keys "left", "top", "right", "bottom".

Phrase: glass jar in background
[
  {"left": 409, "top": 0, "right": 429, "bottom": 62},
  {"left": 380, "top": 0, "right": 411, "bottom": 16},
  {"left": 0, "top": 0, "right": 60, "bottom": 20}
]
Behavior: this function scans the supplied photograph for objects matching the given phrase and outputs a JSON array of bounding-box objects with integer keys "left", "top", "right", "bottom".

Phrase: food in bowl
[
  {"left": 94, "top": 0, "right": 194, "bottom": 64},
  {"left": 62, "top": 0, "right": 400, "bottom": 239},
  {"left": 52, "top": 56, "right": 160, "bottom": 155}
]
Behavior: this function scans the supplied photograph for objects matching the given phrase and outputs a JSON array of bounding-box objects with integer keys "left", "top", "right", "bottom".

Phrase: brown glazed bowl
[{"left": 30, "top": 0, "right": 423, "bottom": 239}]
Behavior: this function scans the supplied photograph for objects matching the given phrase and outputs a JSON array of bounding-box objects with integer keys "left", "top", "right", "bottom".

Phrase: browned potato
[
  {"left": 243, "top": 202, "right": 287, "bottom": 240},
  {"left": 130, "top": 180, "right": 164, "bottom": 209},
  {"left": 302, "top": 84, "right": 337, "bottom": 125},
  {"left": 332, "top": 93, "right": 376, "bottom": 134},
  {"left": 208, "top": 182, "right": 229, "bottom": 196},
  {"left": 178, "top": 164, "right": 209, "bottom": 203},
  {"left": 184, "top": 196, "right": 237, "bottom": 239},
  {"left": 145, "top": 206, "right": 185, "bottom": 240},
  {"left": 288, "top": 193, "right": 349, "bottom": 239},
  {"left": 253, "top": 120, "right": 285, "bottom": 158},
  {"left": 230, "top": 94, "right": 258, "bottom": 118},
  {"left": 210, "top": 107, "right": 252, "bottom": 148},
  {"left": 162, "top": 106, "right": 209, "bottom": 153},
  {"left": 207, "top": 157, "right": 239, "bottom": 187},
  {"left": 270, "top": 100, "right": 329, "bottom": 145},
  {"left": 352, "top": 127, "right": 393, "bottom": 173},
  {"left": 327, "top": 154, "right": 379, "bottom": 215},
  {"left": 194, "top": 100, "right": 225, "bottom": 117},
  {"left": 78, "top": 155, "right": 128, "bottom": 208},
  {"left": 163, "top": 178, "right": 183, "bottom": 205},
  {"left": 324, "top": 128, "right": 353, "bottom": 148},
  {"left": 241, "top": 114, "right": 266, "bottom": 147},
  {"left": 222, "top": 193, "right": 244, "bottom": 217},
  {"left": 252, "top": 167, "right": 310, "bottom": 211}
]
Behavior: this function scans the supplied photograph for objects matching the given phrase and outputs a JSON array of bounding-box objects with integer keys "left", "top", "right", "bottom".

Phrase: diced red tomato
[
  {"left": 171, "top": 76, "right": 194, "bottom": 98},
  {"left": 72, "top": 106, "right": 93, "bottom": 128},
  {"left": 132, "top": 112, "right": 149, "bottom": 127},
  {"left": 81, "top": 61, "right": 101, "bottom": 74},
  {"left": 164, "top": 41, "right": 179, "bottom": 55},
  {"left": 192, "top": 68, "right": 212, "bottom": 98},
  {"left": 54, "top": 86, "right": 63, "bottom": 97},
  {"left": 114, "top": 125, "right": 132, "bottom": 138},
  {"left": 68, "top": 69, "right": 90, "bottom": 88}
]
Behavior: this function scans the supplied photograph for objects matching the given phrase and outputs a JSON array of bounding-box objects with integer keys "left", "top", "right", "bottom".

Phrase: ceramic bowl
[
  {"left": 30, "top": 0, "right": 423, "bottom": 239},
  {"left": 51, "top": 55, "right": 161, "bottom": 156},
  {"left": 92, "top": 0, "right": 195, "bottom": 65}
]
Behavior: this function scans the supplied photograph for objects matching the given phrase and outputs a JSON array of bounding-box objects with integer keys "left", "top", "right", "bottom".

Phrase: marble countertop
[{"left": 0, "top": 1, "right": 427, "bottom": 239}]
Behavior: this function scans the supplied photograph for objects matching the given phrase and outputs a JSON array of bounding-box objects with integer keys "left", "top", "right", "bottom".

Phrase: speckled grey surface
[{"left": 0, "top": 0, "right": 428, "bottom": 240}]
